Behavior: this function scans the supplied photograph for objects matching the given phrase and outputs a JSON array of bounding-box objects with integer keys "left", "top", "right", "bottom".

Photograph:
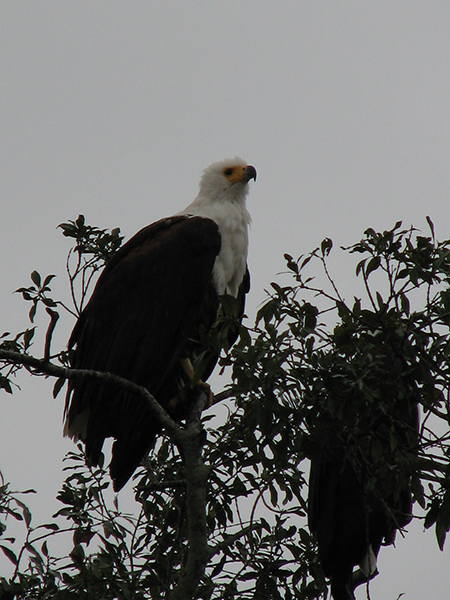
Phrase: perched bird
[
  {"left": 308, "top": 337, "right": 418, "bottom": 600},
  {"left": 64, "top": 158, "right": 256, "bottom": 491}
]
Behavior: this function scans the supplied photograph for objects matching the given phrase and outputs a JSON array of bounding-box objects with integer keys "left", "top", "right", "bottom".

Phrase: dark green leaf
[
  {"left": 0, "top": 545, "right": 18, "bottom": 565},
  {"left": 31, "top": 270, "right": 41, "bottom": 287},
  {"left": 53, "top": 377, "right": 66, "bottom": 399},
  {"left": 365, "top": 256, "right": 380, "bottom": 276},
  {"left": 321, "top": 238, "right": 333, "bottom": 256}
]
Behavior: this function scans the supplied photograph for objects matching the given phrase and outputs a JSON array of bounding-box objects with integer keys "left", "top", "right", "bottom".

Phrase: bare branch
[
  {"left": 212, "top": 387, "right": 236, "bottom": 404},
  {"left": 44, "top": 308, "right": 60, "bottom": 361},
  {"left": 168, "top": 390, "right": 210, "bottom": 600},
  {"left": 0, "top": 348, "right": 181, "bottom": 436}
]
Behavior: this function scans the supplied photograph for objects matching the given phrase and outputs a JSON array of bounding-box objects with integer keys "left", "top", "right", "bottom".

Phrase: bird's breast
[{"left": 212, "top": 207, "right": 249, "bottom": 297}]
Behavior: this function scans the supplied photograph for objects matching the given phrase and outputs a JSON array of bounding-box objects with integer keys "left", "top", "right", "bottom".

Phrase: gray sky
[{"left": 1, "top": 2, "right": 450, "bottom": 597}]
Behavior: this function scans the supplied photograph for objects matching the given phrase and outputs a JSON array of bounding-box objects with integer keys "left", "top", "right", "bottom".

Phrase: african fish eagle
[
  {"left": 64, "top": 158, "right": 256, "bottom": 491},
  {"left": 308, "top": 349, "right": 418, "bottom": 600}
]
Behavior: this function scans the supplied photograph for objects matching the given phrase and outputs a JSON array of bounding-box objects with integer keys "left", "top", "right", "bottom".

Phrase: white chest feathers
[
  {"left": 209, "top": 201, "right": 250, "bottom": 297},
  {"left": 180, "top": 198, "right": 251, "bottom": 297}
]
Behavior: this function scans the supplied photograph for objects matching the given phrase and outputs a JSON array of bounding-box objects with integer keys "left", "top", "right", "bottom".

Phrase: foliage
[
  {"left": 1, "top": 217, "right": 450, "bottom": 598},
  {"left": 59, "top": 214, "right": 123, "bottom": 316}
]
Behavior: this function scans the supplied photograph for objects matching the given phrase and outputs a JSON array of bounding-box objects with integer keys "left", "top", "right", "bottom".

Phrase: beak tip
[{"left": 246, "top": 165, "right": 257, "bottom": 182}]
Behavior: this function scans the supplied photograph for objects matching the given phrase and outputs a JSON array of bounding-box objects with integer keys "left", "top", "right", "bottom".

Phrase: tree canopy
[{"left": 1, "top": 216, "right": 450, "bottom": 599}]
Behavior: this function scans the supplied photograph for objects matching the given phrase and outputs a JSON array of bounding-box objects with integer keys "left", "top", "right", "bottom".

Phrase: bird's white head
[
  {"left": 179, "top": 158, "right": 256, "bottom": 296},
  {"left": 198, "top": 157, "right": 257, "bottom": 204}
]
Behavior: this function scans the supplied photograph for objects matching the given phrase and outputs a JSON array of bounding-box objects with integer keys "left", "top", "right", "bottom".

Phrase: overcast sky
[{"left": 2, "top": 2, "right": 450, "bottom": 598}]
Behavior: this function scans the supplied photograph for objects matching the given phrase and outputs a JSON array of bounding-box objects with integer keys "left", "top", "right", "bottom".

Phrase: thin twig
[
  {"left": 212, "top": 387, "right": 236, "bottom": 405},
  {"left": 44, "top": 308, "right": 60, "bottom": 361}
]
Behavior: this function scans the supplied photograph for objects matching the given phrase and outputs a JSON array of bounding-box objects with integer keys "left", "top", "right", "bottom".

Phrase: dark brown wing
[
  {"left": 65, "top": 215, "right": 222, "bottom": 490},
  {"left": 308, "top": 373, "right": 418, "bottom": 600}
]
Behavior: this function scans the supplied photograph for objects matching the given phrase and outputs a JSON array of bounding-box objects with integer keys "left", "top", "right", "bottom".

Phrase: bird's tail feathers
[{"left": 359, "top": 544, "right": 377, "bottom": 577}]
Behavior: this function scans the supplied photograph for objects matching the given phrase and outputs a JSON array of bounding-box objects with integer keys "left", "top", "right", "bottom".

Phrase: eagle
[
  {"left": 64, "top": 158, "right": 256, "bottom": 491},
  {"left": 307, "top": 334, "right": 418, "bottom": 600}
]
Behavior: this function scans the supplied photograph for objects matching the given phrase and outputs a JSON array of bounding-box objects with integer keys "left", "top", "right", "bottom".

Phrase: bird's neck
[{"left": 180, "top": 194, "right": 251, "bottom": 297}]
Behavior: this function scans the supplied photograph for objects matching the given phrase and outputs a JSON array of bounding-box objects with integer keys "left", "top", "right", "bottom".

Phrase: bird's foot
[
  {"left": 168, "top": 380, "right": 213, "bottom": 419},
  {"left": 194, "top": 380, "right": 214, "bottom": 408}
]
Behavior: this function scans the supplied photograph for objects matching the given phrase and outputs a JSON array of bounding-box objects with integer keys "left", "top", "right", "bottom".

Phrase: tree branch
[
  {"left": 2, "top": 348, "right": 213, "bottom": 599},
  {"left": 168, "top": 390, "right": 210, "bottom": 600},
  {"left": 0, "top": 349, "right": 181, "bottom": 436},
  {"left": 44, "top": 308, "right": 59, "bottom": 361},
  {"left": 211, "top": 386, "right": 236, "bottom": 405},
  {"left": 208, "top": 523, "right": 259, "bottom": 560}
]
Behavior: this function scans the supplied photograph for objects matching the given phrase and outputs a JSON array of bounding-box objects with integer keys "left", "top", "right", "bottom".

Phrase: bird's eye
[{"left": 224, "top": 168, "right": 233, "bottom": 177}]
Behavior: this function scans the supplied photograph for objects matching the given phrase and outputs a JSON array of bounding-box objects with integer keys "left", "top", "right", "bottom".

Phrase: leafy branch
[{"left": 3, "top": 217, "right": 450, "bottom": 598}]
